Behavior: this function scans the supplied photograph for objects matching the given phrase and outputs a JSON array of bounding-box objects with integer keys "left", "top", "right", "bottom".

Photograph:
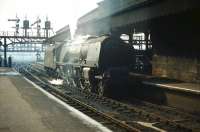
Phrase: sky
[{"left": 0, "top": 0, "right": 102, "bottom": 34}]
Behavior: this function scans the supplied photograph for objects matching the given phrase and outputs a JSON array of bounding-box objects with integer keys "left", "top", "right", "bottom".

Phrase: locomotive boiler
[{"left": 44, "top": 35, "right": 135, "bottom": 96}]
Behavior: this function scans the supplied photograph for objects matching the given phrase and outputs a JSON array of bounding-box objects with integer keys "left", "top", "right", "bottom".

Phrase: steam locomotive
[{"left": 44, "top": 35, "right": 135, "bottom": 96}]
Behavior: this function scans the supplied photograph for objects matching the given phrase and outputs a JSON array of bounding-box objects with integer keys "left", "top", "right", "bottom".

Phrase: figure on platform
[{"left": 8, "top": 56, "right": 12, "bottom": 67}]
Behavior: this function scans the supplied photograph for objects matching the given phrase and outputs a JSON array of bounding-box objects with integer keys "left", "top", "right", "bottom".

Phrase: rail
[
  {"left": 20, "top": 67, "right": 141, "bottom": 132},
  {"left": 17, "top": 64, "right": 200, "bottom": 132}
]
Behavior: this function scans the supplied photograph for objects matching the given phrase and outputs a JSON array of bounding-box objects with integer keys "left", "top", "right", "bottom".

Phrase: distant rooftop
[{"left": 56, "top": 25, "right": 70, "bottom": 34}]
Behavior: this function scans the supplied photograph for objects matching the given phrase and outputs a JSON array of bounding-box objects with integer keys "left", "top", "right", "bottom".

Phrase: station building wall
[{"left": 151, "top": 8, "right": 200, "bottom": 83}]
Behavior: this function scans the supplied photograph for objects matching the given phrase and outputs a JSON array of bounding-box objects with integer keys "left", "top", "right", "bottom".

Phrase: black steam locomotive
[{"left": 44, "top": 35, "right": 135, "bottom": 96}]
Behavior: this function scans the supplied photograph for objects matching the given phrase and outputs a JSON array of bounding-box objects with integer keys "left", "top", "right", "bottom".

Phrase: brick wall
[{"left": 152, "top": 55, "right": 200, "bottom": 83}]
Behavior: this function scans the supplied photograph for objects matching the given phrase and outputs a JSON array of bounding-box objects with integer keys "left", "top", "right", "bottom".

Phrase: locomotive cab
[
  {"left": 80, "top": 36, "right": 135, "bottom": 96},
  {"left": 96, "top": 37, "right": 135, "bottom": 96},
  {"left": 99, "top": 37, "right": 135, "bottom": 71}
]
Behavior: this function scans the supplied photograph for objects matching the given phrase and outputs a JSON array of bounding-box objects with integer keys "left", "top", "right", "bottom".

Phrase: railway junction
[{"left": 0, "top": 0, "right": 200, "bottom": 132}]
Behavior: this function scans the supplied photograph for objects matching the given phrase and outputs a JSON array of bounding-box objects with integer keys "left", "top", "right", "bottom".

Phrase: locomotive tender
[{"left": 44, "top": 35, "right": 135, "bottom": 96}]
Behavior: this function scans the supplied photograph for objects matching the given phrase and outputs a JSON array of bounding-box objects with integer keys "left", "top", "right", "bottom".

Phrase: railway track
[
  {"left": 72, "top": 90, "right": 199, "bottom": 132},
  {"left": 20, "top": 67, "right": 142, "bottom": 132},
  {"left": 18, "top": 65, "right": 200, "bottom": 132}
]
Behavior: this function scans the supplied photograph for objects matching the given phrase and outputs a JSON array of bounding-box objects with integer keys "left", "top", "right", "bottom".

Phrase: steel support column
[
  {"left": 4, "top": 38, "right": 7, "bottom": 67},
  {"left": 46, "top": 30, "right": 48, "bottom": 38},
  {"left": 145, "top": 31, "right": 149, "bottom": 50},
  {"left": 129, "top": 33, "right": 133, "bottom": 45}
]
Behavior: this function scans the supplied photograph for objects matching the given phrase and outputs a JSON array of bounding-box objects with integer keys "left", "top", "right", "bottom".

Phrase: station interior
[{"left": 0, "top": 0, "right": 200, "bottom": 132}]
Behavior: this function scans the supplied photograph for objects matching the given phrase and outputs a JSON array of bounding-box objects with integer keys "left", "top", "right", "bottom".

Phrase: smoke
[
  {"left": 48, "top": 79, "right": 63, "bottom": 85},
  {"left": 74, "top": 0, "right": 114, "bottom": 37}
]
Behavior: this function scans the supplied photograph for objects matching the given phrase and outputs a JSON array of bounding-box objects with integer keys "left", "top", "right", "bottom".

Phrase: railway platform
[
  {"left": 142, "top": 79, "right": 200, "bottom": 95},
  {"left": 0, "top": 67, "right": 110, "bottom": 132},
  {"left": 129, "top": 73, "right": 200, "bottom": 113}
]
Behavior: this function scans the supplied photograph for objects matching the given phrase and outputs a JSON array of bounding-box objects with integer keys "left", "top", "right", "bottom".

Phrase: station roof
[
  {"left": 78, "top": 0, "right": 159, "bottom": 25},
  {"left": 78, "top": 0, "right": 200, "bottom": 27},
  {"left": 46, "top": 25, "right": 71, "bottom": 43}
]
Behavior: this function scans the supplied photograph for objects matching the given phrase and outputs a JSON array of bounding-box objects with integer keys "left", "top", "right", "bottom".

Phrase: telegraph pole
[
  {"left": 8, "top": 15, "right": 20, "bottom": 35},
  {"left": 31, "top": 17, "right": 41, "bottom": 37}
]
